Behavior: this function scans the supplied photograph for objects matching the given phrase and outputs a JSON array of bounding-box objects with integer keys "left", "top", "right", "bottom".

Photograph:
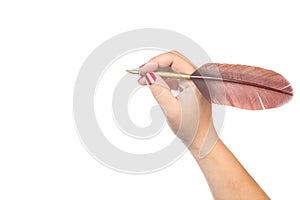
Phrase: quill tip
[{"left": 126, "top": 69, "right": 139, "bottom": 75}]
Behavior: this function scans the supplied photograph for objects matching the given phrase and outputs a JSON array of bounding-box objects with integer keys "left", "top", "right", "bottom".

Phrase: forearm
[{"left": 191, "top": 138, "right": 270, "bottom": 200}]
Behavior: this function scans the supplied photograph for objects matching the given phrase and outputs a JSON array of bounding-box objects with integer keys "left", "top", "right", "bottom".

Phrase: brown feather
[{"left": 191, "top": 63, "right": 293, "bottom": 110}]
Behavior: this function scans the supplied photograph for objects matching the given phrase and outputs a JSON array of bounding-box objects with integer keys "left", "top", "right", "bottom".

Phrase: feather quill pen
[{"left": 126, "top": 63, "right": 293, "bottom": 110}]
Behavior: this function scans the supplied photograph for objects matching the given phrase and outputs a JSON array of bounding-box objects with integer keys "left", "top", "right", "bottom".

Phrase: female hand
[
  {"left": 137, "top": 51, "right": 269, "bottom": 199},
  {"left": 138, "top": 51, "right": 218, "bottom": 158}
]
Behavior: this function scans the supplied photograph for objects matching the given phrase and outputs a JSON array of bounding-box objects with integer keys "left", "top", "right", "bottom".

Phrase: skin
[
  {"left": 139, "top": 51, "right": 270, "bottom": 200},
  {"left": 193, "top": 139, "right": 269, "bottom": 199}
]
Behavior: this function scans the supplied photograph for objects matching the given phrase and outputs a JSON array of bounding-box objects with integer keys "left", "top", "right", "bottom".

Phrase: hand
[
  {"left": 137, "top": 52, "right": 269, "bottom": 199},
  {"left": 138, "top": 51, "right": 218, "bottom": 158}
]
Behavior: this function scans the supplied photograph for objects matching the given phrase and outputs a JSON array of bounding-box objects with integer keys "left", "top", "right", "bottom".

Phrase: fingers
[
  {"left": 138, "top": 63, "right": 159, "bottom": 86},
  {"left": 136, "top": 51, "right": 196, "bottom": 114},
  {"left": 147, "top": 51, "right": 196, "bottom": 74},
  {"left": 144, "top": 72, "right": 180, "bottom": 118},
  {"left": 138, "top": 76, "right": 147, "bottom": 85},
  {"left": 137, "top": 51, "right": 196, "bottom": 86}
]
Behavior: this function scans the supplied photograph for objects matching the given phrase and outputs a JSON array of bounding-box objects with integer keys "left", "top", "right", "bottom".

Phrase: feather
[{"left": 191, "top": 63, "right": 293, "bottom": 110}]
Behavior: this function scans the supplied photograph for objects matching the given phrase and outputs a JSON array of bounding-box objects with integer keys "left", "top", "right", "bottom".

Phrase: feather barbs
[{"left": 191, "top": 63, "right": 293, "bottom": 110}]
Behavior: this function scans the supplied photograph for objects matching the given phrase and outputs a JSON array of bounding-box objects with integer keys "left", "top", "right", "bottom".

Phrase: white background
[{"left": 1, "top": 1, "right": 299, "bottom": 199}]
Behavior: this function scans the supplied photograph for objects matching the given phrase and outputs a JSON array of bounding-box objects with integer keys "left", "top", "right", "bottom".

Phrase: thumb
[{"left": 145, "top": 72, "right": 179, "bottom": 116}]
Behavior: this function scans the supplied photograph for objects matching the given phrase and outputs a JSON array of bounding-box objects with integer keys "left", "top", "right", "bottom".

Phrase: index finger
[{"left": 147, "top": 51, "right": 196, "bottom": 74}]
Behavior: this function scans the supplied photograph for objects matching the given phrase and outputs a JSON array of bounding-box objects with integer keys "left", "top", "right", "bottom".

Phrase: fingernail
[
  {"left": 138, "top": 76, "right": 147, "bottom": 85},
  {"left": 140, "top": 62, "right": 158, "bottom": 73},
  {"left": 138, "top": 63, "right": 146, "bottom": 68},
  {"left": 145, "top": 72, "right": 157, "bottom": 85}
]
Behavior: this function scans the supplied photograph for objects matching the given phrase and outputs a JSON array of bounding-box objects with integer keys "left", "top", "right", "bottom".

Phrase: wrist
[{"left": 188, "top": 124, "right": 219, "bottom": 159}]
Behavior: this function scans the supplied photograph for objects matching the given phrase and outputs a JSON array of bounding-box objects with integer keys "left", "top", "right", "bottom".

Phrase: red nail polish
[
  {"left": 145, "top": 72, "right": 156, "bottom": 85},
  {"left": 144, "top": 74, "right": 151, "bottom": 85},
  {"left": 149, "top": 72, "right": 157, "bottom": 81},
  {"left": 138, "top": 63, "right": 146, "bottom": 68}
]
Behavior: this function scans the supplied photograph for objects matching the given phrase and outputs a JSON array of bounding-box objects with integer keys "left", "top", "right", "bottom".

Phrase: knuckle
[{"left": 170, "top": 50, "right": 180, "bottom": 55}]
